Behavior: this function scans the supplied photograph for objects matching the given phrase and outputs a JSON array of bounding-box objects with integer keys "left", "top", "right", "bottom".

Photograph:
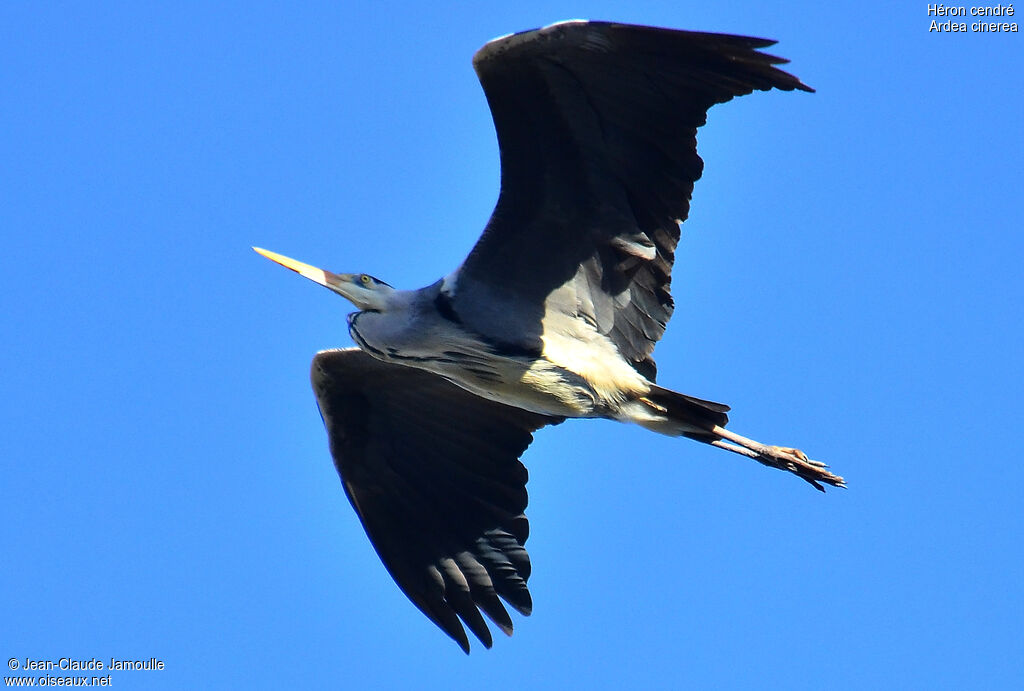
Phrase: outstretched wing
[
  {"left": 311, "top": 348, "right": 561, "bottom": 653},
  {"left": 450, "top": 21, "right": 812, "bottom": 379}
]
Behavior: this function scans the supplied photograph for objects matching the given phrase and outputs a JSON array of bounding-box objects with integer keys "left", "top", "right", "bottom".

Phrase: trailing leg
[{"left": 692, "top": 425, "right": 845, "bottom": 491}]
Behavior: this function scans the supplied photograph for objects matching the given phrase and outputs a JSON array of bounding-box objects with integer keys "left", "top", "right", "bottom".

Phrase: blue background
[{"left": 4, "top": 2, "right": 1022, "bottom": 689}]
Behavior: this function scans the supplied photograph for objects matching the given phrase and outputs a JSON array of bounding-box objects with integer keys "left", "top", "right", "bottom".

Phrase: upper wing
[
  {"left": 451, "top": 21, "right": 812, "bottom": 379},
  {"left": 311, "top": 348, "right": 561, "bottom": 653}
]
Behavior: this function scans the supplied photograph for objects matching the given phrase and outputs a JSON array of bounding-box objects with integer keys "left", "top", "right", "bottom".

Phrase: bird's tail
[{"left": 631, "top": 385, "right": 730, "bottom": 437}]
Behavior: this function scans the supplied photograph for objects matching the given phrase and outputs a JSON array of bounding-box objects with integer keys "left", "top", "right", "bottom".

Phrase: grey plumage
[{"left": 255, "top": 20, "right": 843, "bottom": 654}]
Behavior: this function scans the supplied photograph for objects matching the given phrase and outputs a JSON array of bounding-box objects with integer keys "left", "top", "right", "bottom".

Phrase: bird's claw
[{"left": 763, "top": 445, "right": 845, "bottom": 491}]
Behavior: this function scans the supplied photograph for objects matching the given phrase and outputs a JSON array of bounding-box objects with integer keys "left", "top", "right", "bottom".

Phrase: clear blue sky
[{"left": 3, "top": 2, "right": 1022, "bottom": 689}]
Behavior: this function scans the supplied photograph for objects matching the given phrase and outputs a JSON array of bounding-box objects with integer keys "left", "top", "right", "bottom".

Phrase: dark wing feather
[
  {"left": 311, "top": 348, "right": 561, "bottom": 653},
  {"left": 452, "top": 21, "right": 812, "bottom": 379}
]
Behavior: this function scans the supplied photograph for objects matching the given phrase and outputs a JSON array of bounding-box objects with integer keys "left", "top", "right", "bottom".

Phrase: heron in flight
[{"left": 255, "top": 20, "right": 843, "bottom": 653}]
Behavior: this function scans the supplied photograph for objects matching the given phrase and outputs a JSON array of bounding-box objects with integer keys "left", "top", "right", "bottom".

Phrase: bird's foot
[
  {"left": 708, "top": 426, "right": 846, "bottom": 492},
  {"left": 757, "top": 445, "right": 845, "bottom": 492}
]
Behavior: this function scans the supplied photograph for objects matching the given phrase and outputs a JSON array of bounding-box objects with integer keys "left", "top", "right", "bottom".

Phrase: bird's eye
[{"left": 359, "top": 274, "right": 372, "bottom": 285}]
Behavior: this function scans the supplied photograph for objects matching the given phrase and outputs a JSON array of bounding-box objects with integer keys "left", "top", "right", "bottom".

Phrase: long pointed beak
[{"left": 252, "top": 247, "right": 351, "bottom": 294}]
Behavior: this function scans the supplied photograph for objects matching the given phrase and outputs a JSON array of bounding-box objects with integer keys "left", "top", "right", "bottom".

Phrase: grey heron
[{"left": 255, "top": 20, "right": 844, "bottom": 653}]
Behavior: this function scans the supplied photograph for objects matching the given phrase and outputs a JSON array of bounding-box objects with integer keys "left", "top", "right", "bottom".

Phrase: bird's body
[
  {"left": 348, "top": 279, "right": 659, "bottom": 421},
  {"left": 255, "top": 20, "right": 844, "bottom": 654}
]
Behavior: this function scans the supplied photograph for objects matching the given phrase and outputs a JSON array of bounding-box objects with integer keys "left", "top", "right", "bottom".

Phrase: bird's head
[{"left": 253, "top": 247, "right": 395, "bottom": 311}]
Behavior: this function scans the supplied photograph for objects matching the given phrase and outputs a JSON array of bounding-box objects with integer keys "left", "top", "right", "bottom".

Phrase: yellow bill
[{"left": 252, "top": 247, "right": 350, "bottom": 291}]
